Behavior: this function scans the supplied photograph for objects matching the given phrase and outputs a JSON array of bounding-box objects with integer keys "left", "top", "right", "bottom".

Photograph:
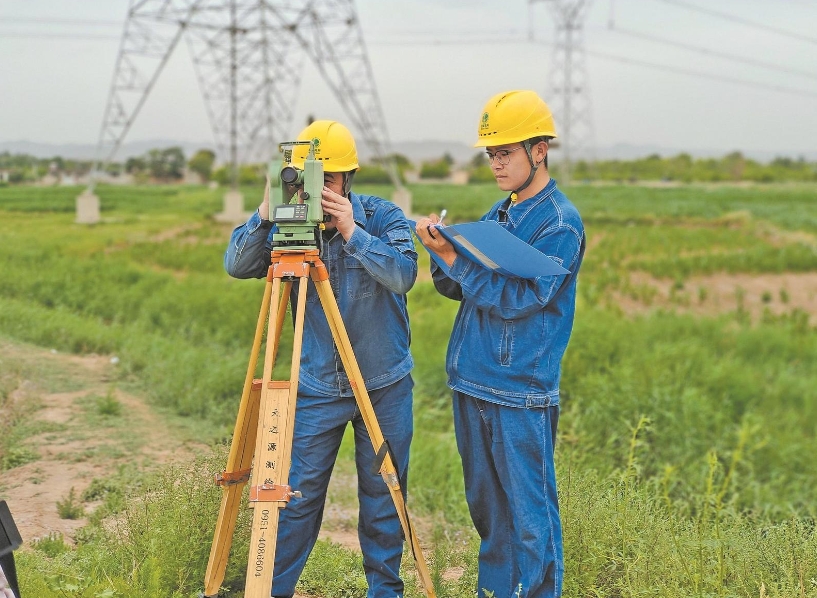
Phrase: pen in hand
[{"left": 438, "top": 209, "right": 447, "bottom": 226}]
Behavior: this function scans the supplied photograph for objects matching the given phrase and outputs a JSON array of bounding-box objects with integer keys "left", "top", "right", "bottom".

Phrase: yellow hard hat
[
  {"left": 474, "top": 90, "right": 558, "bottom": 147},
  {"left": 290, "top": 120, "right": 359, "bottom": 172}
]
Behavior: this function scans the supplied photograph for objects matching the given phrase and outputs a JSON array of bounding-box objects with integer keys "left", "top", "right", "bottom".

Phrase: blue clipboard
[{"left": 409, "top": 220, "right": 569, "bottom": 279}]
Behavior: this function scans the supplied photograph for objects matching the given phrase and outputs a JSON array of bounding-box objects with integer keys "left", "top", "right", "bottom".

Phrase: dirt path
[
  {"left": 0, "top": 339, "right": 458, "bottom": 596},
  {"left": 0, "top": 340, "right": 210, "bottom": 544}
]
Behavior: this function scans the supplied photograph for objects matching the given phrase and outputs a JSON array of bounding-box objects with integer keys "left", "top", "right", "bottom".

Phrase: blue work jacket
[
  {"left": 224, "top": 193, "right": 417, "bottom": 397},
  {"left": 432, "top": 178, "right": 585, "bottom": 408}
]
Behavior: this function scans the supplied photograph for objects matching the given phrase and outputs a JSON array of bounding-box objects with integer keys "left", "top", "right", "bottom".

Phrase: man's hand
[
  {"left": 321, "top": 186, "right": 356, "bottom": 240},
  {"left": 258, "top": 175, "right": 271, "bottom": 221},
  {"left": 0, "top": 564, "right": 15, "bottom": 598},
  {"left": 415, "top": 214, "right": 457, "bottom": 267}
]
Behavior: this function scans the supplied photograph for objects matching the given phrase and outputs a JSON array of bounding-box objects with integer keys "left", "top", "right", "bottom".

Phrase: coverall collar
[{"left": 497, "top": 178, "right": 557, "bottom": 227}]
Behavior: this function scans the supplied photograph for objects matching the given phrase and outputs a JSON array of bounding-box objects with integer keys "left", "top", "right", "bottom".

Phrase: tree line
[
  {"left": 2, "top": 148, "right": 816, "bottom": 186},
  {"left": 569, "top": 151, "right": 817, "bottom": 183}
]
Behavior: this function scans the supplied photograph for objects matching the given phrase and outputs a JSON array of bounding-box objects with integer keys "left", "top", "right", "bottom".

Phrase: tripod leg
[
  {"left": 269, "top": 281, "right": 293, "bottom": 369},
  {"left": 203, "top": 273, "right": 278, "bottom": 596},
  {"left": 202, "top": 381, "right": 261, "bottom": 597},
  {"left": 244, "top": 270, "right": 309, "bottom": 597},
  {"left": 203, "top": 274, "right": 293, "bottom": 597},
  {"left": 313, "top": 277, "right": 437, "bottom": 598}
]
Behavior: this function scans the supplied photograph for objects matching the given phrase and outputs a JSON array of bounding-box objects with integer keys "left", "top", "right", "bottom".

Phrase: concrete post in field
[
  {"left": 392, "top": 187, "right": 413, "bottom": 218},
  {"left": 75, "top": 189, "right": 101, "bottom": 224},
  {"left": 214, "top": 189, "right": 249, "bottom": 223}
]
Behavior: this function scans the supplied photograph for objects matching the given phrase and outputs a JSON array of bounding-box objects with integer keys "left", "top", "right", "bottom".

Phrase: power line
[
  {"left": 4, "top": 26, "right": 817, "bottom": 102},
  {"left": 372, "top": 35, "right": 817, "bottom": 101},
  {"left": 0, "top": 16, "right": 122, "bottom": 26},
  {"left": 368, "top": 37, "right": 519, "bottom": 46},
  {"left": 371, "top": 27, "right": 526, "bottom": 38},
  {"left": 654, "top": 0, "right": 817, "bottom": 46},
  {"left": 0, "top": 31, "right": 120, "bottom": 40},
  {"left": 0, "top": 16, "right": 524, "bottom": 38},
  {"left": 579, "top": 45, "right": 817, "bottom": 99},
  {"left": 608, "top": 25, "right": 817, "bottom": 82},
  {"left": 0, "top": 28, "right": 505, "bottom": 45}
]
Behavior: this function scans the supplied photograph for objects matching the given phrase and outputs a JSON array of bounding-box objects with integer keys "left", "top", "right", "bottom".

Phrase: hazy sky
[{"left": 1, "top": 0, "right": 816, "bottom": 158}]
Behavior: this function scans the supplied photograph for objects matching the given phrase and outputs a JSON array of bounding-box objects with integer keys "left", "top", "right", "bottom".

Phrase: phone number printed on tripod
[{"left": 254, "top": 510, "right": 270, "bottom": 576}]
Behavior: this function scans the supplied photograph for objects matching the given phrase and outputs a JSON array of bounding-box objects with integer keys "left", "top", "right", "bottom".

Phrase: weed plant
[
  {"left": 31, "top": 532, "right": 71, "bottom": 558},
  {"left": 56, "top": 488, "right": 85, "bottom": 520},
  {"left": 93, "top": 387, "right": 123, "bottom": 417}
]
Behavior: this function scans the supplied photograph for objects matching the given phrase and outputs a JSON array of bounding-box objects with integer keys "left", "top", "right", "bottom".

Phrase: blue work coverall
[
  {"left": 224, "top": 193, "right": 418, "bottom": 598},
  {"left": 432, "top": 178, "right": 585, "bottom": 598}
]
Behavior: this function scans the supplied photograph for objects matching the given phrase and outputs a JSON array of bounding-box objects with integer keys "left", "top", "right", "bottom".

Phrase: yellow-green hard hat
[
  {"left": 289, "top": 120, "right": 359, "bottom": 172},
  {"left": 474, "top": 90, "right": 558, "bottom": 148}
]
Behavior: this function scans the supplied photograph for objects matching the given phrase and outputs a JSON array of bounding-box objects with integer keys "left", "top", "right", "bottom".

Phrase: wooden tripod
[{"left": 202, "top": 248, "right": 436, "bottom": 598}]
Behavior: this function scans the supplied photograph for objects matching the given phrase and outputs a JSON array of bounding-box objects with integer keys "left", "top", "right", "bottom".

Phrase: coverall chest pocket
[
  {"left": 499, "top": 319, "right": 514, "bottom": 366},
  {"left": 344, "top": 256, "right": 379, "bottom": 300}
]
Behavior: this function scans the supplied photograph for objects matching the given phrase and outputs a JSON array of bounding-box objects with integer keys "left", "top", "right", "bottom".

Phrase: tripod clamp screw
[
  {"left": 213, "top": 469, "right": 251, "bottom": 487},
  {"left": 249, "top": 483, "right": 302, "bottom": 503}
]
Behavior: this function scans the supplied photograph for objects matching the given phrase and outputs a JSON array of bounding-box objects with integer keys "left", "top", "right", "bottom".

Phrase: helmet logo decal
[
  {"left": 480, "top": 112, "right": 489, "bottom": 131},
  {"left": 312, "top": 137, "right": 321, "bottom": 155}
]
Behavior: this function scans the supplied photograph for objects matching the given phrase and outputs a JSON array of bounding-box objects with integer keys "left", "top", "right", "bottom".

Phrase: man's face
[
  {"left": 322, "top": 172, "right": 344, "bottom": 196},
  {"left": 284, "top": 171, "right": 344, "bottom": 199},
  {"left": 485, "top": 141, "right": 547, "bottom": 193},
  {"left": 486, "top": 143, "right": 530, "bottom": 192}
]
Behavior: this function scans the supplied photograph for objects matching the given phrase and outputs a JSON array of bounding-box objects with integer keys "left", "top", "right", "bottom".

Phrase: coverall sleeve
[
  {"left": 448, "top": 224, "right": 583, "bottom": 320},
  {"left": 431, "top": 261, "right": 464, "bottom": 301},
  {"left": 342, "top": 206, "right": 418, "bottom": 295},
  {"left": 224, "top": 211, "right": 274, "bottom": 279}
]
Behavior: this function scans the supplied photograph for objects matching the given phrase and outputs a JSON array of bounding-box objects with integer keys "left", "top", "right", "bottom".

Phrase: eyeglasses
[{"left": 485, "top": 146, "right": 524, "bottom": 166}]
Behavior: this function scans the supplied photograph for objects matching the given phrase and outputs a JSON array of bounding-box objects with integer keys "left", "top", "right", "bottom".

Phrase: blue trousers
[
  {"left": 271, "top": 374, "right": 413, "bottom": 598},
  {"left": 453, "top": 392, "right": 563, "bottom": 598}
]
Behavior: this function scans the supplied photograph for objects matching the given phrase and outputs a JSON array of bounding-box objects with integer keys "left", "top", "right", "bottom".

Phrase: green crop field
[{"left": 1, "top": 181, "right": 817, "bottom": 597}]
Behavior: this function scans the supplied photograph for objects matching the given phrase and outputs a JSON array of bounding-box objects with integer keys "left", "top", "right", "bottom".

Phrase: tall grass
[
  {"left": 14, "top": 443, "right": 817, "bottom": 597},
  {"left": 561, "top": 307, "right": 817, "bottom": 517},
  {"left": 3, "top": 182, "right": 817, "bottom": 595},
  {"left": 0, "top": 352, "right": 41, "bottom": 470}
]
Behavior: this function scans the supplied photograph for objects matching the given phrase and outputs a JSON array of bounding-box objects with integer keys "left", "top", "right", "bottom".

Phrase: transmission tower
[
  {"left": 90, "top": 0, "right": 402, "bottom": 195},
  {"left": 530, "top": 0, "right": 595, "bottom": 184}
]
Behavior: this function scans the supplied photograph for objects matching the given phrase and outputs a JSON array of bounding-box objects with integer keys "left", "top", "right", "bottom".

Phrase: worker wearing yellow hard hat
[
  {"left": 475, "top": 89, "right": 558, "bottom": 201},
  {"left": 288, "top": 119, "right": 360, "bottom": 196},
  {"left": 416, "top": 90, "right": 585, "bottom": 598},
  {"left": 225, "top": 119, "right": 418, "bottom": 598}
]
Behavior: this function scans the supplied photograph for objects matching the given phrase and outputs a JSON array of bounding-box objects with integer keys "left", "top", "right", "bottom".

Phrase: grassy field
[{"left": 1, "top": 181, "right": 817, "bottom": 597}]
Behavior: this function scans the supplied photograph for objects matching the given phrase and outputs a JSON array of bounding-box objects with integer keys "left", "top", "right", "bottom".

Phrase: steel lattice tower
[
  {"left": 93, "top": 0, "right": 400, "bottom": 190},
  {"left": 530, "top": 0, "right": 595, "bottom": 184}
]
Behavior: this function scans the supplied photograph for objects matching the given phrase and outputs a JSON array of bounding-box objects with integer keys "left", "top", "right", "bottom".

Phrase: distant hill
[{"left": 0, "top": 139, "right": 216, "bottom": 163}]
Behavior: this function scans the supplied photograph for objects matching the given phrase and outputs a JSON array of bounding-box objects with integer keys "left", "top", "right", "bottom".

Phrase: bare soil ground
[
  {"left": 613, "top": 271, "right": 817, "bottom": 323},
  {"left": 0, "top": 339, "right": 447, "bottom": 596},
  {"left": 0, "top": 340, "right": 364, "bottom": 549},
  {"left": 0, "top": 341, "right": 210, "bottom": 544}
]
